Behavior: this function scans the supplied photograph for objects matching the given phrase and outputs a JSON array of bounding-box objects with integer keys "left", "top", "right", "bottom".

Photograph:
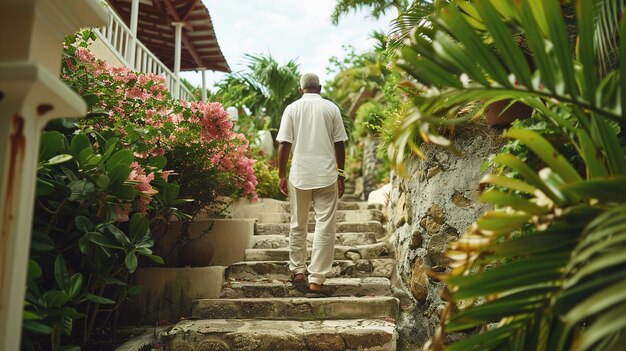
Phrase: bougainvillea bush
[
  {"left": 63, "top": 30, "right": 258, "bottom": 215},
  {"left": 22, "top": 30, "right": 258, "bottom": 350}
]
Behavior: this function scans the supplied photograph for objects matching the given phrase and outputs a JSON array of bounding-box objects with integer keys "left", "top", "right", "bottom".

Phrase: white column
[
  {"left": 127, "top": 0, "right": 140, "bottom": 70},
  {"left": 172, "top": 22, "right": 184, "bottom": 99},
  {"left": 0, "top": 1, "right": 106, "bottom": 350},
  {"left": 201, "top": 68, "right": 207, "bottom": 101}
]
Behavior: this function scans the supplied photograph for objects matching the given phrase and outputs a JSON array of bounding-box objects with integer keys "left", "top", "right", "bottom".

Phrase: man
[{"left": 276, "top": 73, "right": 348, "bottom": 298}]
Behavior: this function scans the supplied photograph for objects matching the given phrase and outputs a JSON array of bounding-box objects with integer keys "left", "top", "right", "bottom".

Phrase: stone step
[
  {"left": 256, "top": 221, "right": 386, "bottom": 237},
  {"left": 192, "top": 296, "right": 399, "bottom": 321},
  {"left": 220, "top": 277, "right": 392, "bottom": 298},
  {"left": 245, "top": 242, "right": 391, "bottom": 261},
  {"left": 250, "top": 232, "right": 378, "bottom": 249},
  {"left": 278, "top": 201, "right": 371, "bottom": 213},
  {"left": 162, "top": 319, "right": 397, "bottom": 351},
  {"left": 226, "top": 259, "right": 395, "bottom": 281},
  {"left": 258, "top": 209, "right": 384, "bottom": 224},
  {"left": 342, "top": 193, "right": 364, "bottom": 201}
]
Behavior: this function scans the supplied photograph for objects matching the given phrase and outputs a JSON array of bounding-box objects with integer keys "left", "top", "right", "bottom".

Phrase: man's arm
[
  {"left": 334, "top": 141, "right": 345, "bottom": 199},
  {"left": 278, "top": 142, "right": 292, "bottom": 197}
]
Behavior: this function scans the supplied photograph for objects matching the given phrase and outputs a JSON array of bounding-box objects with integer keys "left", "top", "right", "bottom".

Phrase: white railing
[{"left": 93, "top": 2, "right": 196, "bottom": 101}]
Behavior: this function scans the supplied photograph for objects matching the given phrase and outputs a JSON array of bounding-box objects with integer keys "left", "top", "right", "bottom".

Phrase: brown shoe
[
  {"left": 291, "top": 273, "right": 307, "bottom": 293},
  {"left": 305, "top": 283, "right": 329, "bottom": 298}
]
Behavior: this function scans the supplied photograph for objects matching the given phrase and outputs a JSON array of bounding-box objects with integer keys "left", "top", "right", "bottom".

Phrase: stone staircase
[{"left": 160, "top": 200, "right": 398, "bottom": 350}]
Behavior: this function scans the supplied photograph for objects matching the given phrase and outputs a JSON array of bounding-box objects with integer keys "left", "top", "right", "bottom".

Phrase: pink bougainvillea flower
[{"left": 113, "top": 203, "right": 131, "bottom": 222}]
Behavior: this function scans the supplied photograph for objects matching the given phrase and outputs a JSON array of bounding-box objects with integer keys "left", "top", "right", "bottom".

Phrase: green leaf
[
  {"left": 146, "top": 255, "right": 164, "bottom": 265},
  {"left": 107, "top": 225, "right": 130, "bottom": 246},
  {"left": 70, "top": 133, "right": 91, "bottom": 159},
  {"left": 49, "top": 179, "right": 72, "bottom": 197},
  {"left": 43, "top": 290, "right": 70, "bottom": 308},
  {"left": 28, "top": 259, "right": 43, "bottom": 279},
  {"left": 124, "top": 252, "right": 138, "bottom": 273},
  {"left": 68, "top": 180, "right": 95, "bottom": 201},
  {"left": 493, "top": 153, "right": 564, "bottom": 205},
  {"left": 45, "top": 154, "right": 73, "bottom": 166},
  {"left": 517, "top": 1, "right": 556, "bottom": 92},
  {"left": 563, "top": 279, "right": 626, "bottom": 327},
  {"left": 78, "top": 147, "right": 95, "bottom": 166},
  {"left": 505, "top": 129, "right": 582, "bottom": 184},
  {"left": 102, "top": 137, "right": 120, "bottom": 162},
  {"left": 40, "top": 131, "right": 64, "bottom": 161},
  {"left": 129, "top": 214, "right": 149, "bottom": 242},
  {"left": 543, "top": 0, "right": 578, "bottom": 98},
  {"left": 148, "top": 155, "right": 167, "bottom": 169},
  {"left": 36, "top": 179, "right": 55, "bottom": 196},
  {"left": 579, "top": 302, "right": 626, "bottom": 350},
  {"left": 562, "top": 177, "right": 626, "bottom": 202},
  {"left": 23, "top": 320, "right": 53, "bottom": 335},
  {"left": 68, "top": 273, "right": 83, "bottom": 298},
  {"left": 95, "top": 175, "right": 110, "bottom": 189},
  {"left": 78, "top": 237, "right": 89, "bottom": 254},
  {"left": 476, "top": 211, "right": 531, "bottom": 234},
  {"left": 30, "top": 232, "right": 55, "bottom": 252},
  {"left": 438, "top": 3, "right": 510, "bottom": 85},
  {"left": 74, "top": 216, "right": 93, "bottom": 234},
  {"left": 105, "top": 149, "right": 134, "bottom": 170},
  {"left": 162, "top": 183, "right": 180, "bottom": 204},
  {"left": 480, "top": 189, "right": 550, "bottom": 215},
  {"left": 81, "top": 93, "right": 100, "bottom": 108},
  {"left": 84, "top": 232, "right": 123, "bottom": 250},
  {"left": 448, "top": 255, "right": 566, "bottom": 300},
  {"left": 476, "top": 0, "right": 532, "bottom": 88},
  {"left": 109, "top": 164, "right": 131, "bottom": 186},
  {"left": 23, "top": 310, "right": 44, "bottom": 321},
  {"left": 576, "top": 0, "right": 596, "bottom": 104},
  {"left": 85, "top": 293, "right": 115, "bottom": 305},
  {"left": 54, "top": 255, "right": 70, "bottom": 291},
  {"left": 111, "top": 184, "right": 138, "bottom": 200},
  {"left": 577, "top": 129, "right": 609, "bottom": 179},
  {"left": 480, "top": 174, "right": 537, "bottom": 194}
]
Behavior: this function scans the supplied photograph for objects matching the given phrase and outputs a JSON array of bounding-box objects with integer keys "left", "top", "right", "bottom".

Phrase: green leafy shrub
[
  {"left": 253, "top": 158, "right": 282, "bottom": 200},
  {"left": 25, "top": 128, "right": 169, "bottom": 350}
]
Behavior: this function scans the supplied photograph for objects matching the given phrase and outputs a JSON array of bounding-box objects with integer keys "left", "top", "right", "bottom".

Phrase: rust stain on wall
[
  {"left": 1, "top": 115, "right": 26, "bottom": 294},
  {"left": 37, "top": 104, "right": 53, "bottom": 116}
]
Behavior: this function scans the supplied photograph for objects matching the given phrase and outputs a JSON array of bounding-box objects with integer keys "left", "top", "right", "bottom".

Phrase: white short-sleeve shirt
[{"left": 276, "top": 93, "right": 348, "bottom": 190}]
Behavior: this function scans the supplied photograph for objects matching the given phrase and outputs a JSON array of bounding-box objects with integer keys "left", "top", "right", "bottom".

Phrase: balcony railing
[{"left": 93, "top": 3, "right": 196, "bottom": 101}]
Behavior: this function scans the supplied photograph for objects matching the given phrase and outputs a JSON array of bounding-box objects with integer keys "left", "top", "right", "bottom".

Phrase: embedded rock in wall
[{"left": 387, "top": 124, "right": 503, "bottom": 350}]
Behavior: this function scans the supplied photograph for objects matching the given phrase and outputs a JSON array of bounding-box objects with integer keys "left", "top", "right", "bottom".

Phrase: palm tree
[
  {"left": 389, "top": 0, "right": 626, "bottom": 350},
  {"left": 331, "top": 0, "right": 410, "bottom": 25},
  {"left": 212, "top": 53, "right": 300, "bottom": 134}
]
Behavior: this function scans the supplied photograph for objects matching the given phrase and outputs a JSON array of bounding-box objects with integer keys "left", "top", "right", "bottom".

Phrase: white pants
[{"left": 288, "top": 181, "right": 338, "bottom": 285}]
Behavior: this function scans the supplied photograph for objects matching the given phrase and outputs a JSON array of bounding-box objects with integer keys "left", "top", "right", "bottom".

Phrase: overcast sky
[{"left": 181, "top": 0, "right": 396, "bottom": 89}]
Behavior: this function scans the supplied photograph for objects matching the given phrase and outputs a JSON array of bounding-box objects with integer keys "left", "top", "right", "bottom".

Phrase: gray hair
[{"left": 300, "top": 73, "right": 320, "bottom": 89}]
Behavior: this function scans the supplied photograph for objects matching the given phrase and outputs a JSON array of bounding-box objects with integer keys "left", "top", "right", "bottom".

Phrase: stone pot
[{"left": 484, "top": 99, "right": 532, "bottom": 127}]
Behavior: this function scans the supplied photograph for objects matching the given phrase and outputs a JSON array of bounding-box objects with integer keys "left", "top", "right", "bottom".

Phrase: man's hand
[
  {"left": 279, "top": 177, "right": 289, "bottom": 197},
  {"left": 337, "top": 177, "right": 345, "bottom": 199}
]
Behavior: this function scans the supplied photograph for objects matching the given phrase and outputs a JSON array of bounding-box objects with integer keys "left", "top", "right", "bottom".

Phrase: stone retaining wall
[{"left": 387, "top": 124, "right": 503, "bottom": 350}]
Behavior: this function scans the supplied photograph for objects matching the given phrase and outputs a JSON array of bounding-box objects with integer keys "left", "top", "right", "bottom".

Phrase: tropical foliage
[
  {"left": 388, "top": 0, "right": 626, "bottom": 350},
  {"left": 331, "top": 0, "right": 410, "bottom": 25},
  {"left": 64, "top": 30, "right": 258, "bottom": 215},
  {"left": 22, "top": 30, "right": 260, "bottom": 350},
  {"left": 212, "top": 54, "right": 301, "bottom": 136}
]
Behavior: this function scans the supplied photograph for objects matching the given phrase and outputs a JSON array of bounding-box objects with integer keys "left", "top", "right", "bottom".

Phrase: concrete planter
[{"left": 126, "top": 218, "right": 255, "bottom": 325}]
